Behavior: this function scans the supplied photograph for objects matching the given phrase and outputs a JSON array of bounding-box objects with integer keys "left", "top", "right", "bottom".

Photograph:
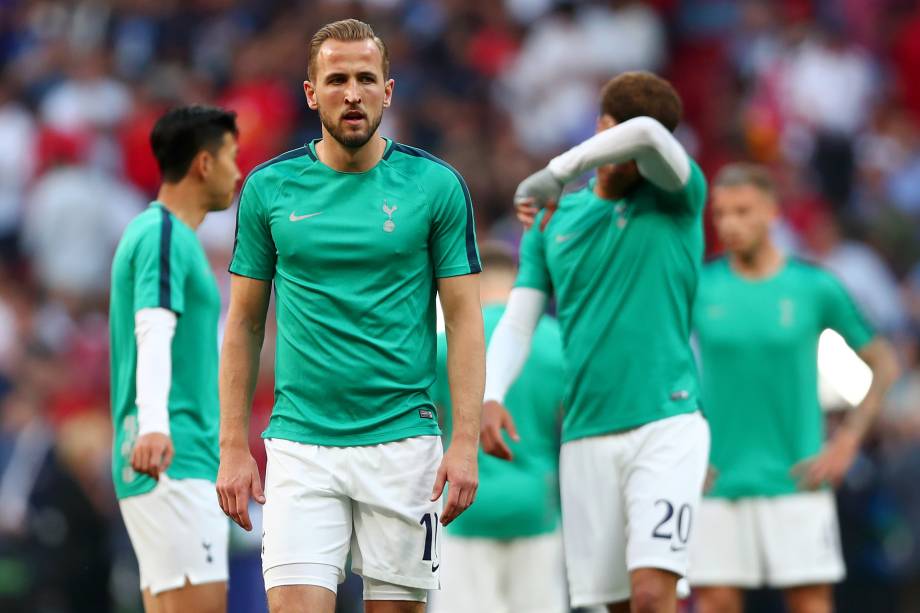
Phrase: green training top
[
  {"left": 693, "top": 257, "right": 875, "bottom": 499},
  {"left": 109, "top": 202, "right": 222, "bottom": 499},
  {"left": 432, "top": 304, "right": 565, "bottom": 539},
  {"left": 230, "top": 139, "right": 481, "bottom": 446},
  {"left": 515, "top": 161, "right": 707, "bottom": 442}
]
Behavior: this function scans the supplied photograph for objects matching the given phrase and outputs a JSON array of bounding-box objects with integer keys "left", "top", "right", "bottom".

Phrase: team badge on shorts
[{"left": 383, "top": 201, "right": 397, "bottom": 232}]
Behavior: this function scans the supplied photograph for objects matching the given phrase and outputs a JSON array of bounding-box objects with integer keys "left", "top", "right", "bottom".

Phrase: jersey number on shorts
[
  {"left": 420, "top": 512, "right": 440, "bottom": 562},
  {"left": 651, "top": 499, "right": 692, "bottom": 548}
]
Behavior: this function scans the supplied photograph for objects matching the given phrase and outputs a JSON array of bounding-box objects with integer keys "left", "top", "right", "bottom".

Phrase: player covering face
[
  {"left": 688, "top": 164, "right": 900, "bottom": 613},
  {"left": 216, "top": 18, "right": 485, "bottom": 613},
  {"left": 483, "top": 72, "right": 709, "bottom": 613}
]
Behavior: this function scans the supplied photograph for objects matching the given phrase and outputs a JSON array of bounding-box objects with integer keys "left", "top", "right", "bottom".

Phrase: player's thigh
[
  {"left": 623, "top": 412, "right": 710, "bottom": 577},
  {"left": 364, "top": 599, "right": 425, "bottom": 613},
  {"left": 507, "top": 530, "right": 568, "bottom": 613},
  {"left": 688, "top": 498, "right": 761, "bottom": 589},
  {"left": 350, "top": 436, "right": 443, "bottom": 593},
  {"left": 755, "top": 491, "right": 845, "bottom": 588},
  {"left": 560, "top": 434, "right": 630, "bottom": 608},
  {"left": 261, "top": 439, "right": 353, "bottom": 587},
  {"left": 155, "top": 579, "right": 227, "bottom": 613},
  {"left": 430, "top": 535, "right": 505, "bottom": 613},
  {"left": 141, "top": 589, "right": 159, "bottom": 613},
  {"left": 120, "top": 477, "right": 229, "bottom": 597},
  {"left": 783, "top": 583, "right": 833, "bottom": 613},
  {"left": 693, "top": 586, "right": 744, "bottom": 613},
  {"left": 267, "top": 584, "right": 336, "bottom": 613}
]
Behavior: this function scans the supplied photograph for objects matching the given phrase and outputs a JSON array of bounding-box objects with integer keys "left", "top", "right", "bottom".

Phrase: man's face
[
  {"left": 304, "top": 39, "right": 393, "bottom": 149},
  {"left": 711, "top": 184, "right": 777, "bottom": 256},
  {"left": 202, "top": 132, "right": 240, "bottom": 211}
]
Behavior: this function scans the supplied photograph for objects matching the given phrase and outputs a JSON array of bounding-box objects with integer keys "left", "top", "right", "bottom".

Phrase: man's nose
[{"left": 344, "top": 79, "right": 361, "bottom": 104}]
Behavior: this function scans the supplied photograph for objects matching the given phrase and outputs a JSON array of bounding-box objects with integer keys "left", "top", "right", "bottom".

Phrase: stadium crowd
[{"left": 1, "top": 0, "right": 920, "bottom": 611}]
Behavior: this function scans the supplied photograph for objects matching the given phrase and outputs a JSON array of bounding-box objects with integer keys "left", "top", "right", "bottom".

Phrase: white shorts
[
  {"left": 261, "top": 436, "right": 443, "bottom": 598},
  {"left": 428, "top": 530, "right": 568, "bottom": 613},
  {"left": 119, "top": 476, "right": 229, "bottom": 595},
  {"left": 688, "top": 491, "right": 845, "bottom": 588},
  {"left": 560, "top": 412, "right": 710, "bottom": 607}
]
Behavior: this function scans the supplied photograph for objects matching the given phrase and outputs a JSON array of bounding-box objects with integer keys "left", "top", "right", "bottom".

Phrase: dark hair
[
  {"left": 309, "top": 19, "right": 389, "bottom": 81},
  {"left": 600, "top": 71, "right": 682, "bottom": 132},
  {"left": 479, "top": 241, "right": 517, "bottom": 275},
  {"left": 714, "top": 163, "right": 777, "bottom": 199},
  {"left": 150, "top": 106, "right": 238, "bottom": 183}
]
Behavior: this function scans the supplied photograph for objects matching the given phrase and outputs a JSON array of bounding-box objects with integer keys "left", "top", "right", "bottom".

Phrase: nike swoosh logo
[
  {"left": 670, "top": 544, "right": 687, "bottom": 552},
  {"left": 555, "top": 233, "right": 577, "bottom": 244},
  {"left": 432, "top": 563, "right": 440, "bottom": 572},
  {"left": 289, "top": 211, "right": 323, "bottom": 222}
]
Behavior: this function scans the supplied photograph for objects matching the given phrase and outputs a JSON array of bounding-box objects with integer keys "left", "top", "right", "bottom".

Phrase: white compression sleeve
[
  {"left": 547, "top": 116, "right": 691, "bottom": 191},
  {"left": 135, "top": 307, "right": 177, "bottom": 436},
  {"left": 483, "top": 287, "right": 548, "bottom": 404}
]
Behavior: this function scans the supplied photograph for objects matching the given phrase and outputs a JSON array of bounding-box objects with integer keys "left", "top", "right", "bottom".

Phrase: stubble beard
[{"left": 319, "top": 106, "right": 384, "bottom": 150}]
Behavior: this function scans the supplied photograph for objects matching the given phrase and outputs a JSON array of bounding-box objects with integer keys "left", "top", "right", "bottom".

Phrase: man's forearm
[
  {"left": 547, "top": 116, "right": 690, "bottom": 190},
  {"left": 445, "top": 310, "right": 485, "bottom": 445},
  {"left": 846, "top": 338, "right": 901, "bottom": 440},
  {"left": 219, "top": 319, "right": 265, "bottom": 449}
]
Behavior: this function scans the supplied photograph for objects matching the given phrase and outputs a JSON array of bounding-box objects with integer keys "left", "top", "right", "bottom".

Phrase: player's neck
[
  {"left": 316, "top": 133, "right": 387, "bottom": 173},
  {"left": 730, "top": 242, "right": 784, "bottom": 279},
  {"left": 156, "top": 183, "right": 208, "bottom": 229}
]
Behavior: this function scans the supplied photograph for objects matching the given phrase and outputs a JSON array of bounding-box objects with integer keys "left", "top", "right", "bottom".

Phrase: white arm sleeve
[
  {"left": 483, "top": 287, "right": 548, "bottom": 404},
  {"left": 547, "top": 116, "right": 691, "bottom": 192},
  {"left": 135, "top": 307, "right": 177, "bottom": 436}
]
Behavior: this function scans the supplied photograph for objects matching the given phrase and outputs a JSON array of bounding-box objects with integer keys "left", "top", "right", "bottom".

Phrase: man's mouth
[{"left": 342, "top": 110, "right": 366, "bottom": 125}]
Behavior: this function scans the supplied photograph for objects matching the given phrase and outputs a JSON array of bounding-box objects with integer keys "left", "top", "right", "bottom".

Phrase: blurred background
[{"left": 1, "top": 0, "right": 920, "bottom": 611}]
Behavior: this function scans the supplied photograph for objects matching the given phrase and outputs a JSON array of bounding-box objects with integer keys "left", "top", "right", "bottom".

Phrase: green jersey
[
  {"left": 694, "top": 257, "right": 875, "bottom": 499},
  {"left": 109, "top": 202, "right": 221, "bottom": 499},
  {"left": 515, "top": 162, "right": 707, "bottom": 442},
  {"left": 230, "top": 139, "right": 480, "bottom": 446},
  {"left": 432, "top": 304, "right": 564, "bottom": 539}
]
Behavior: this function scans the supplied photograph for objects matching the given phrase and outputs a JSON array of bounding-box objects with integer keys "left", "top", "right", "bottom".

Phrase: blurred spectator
[{"left": 20, "top": 130, "right": 142, "bottom": 309}]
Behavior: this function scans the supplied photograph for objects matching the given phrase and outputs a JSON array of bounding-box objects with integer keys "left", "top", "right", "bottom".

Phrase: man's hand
[
  {"left": 515, "top": 167, "right": 563, "bottom": 210},
  {"left": 216, "top": 445, "right": 265, "bottom": 531},
  {"left": 703, "top": 465, "right": 719, "bottom": 495},
  {"left": 791, "top": 428, "right": 861, "bottom": 490},
  {"left": 131, "top": 432, "right": 174, "bottom": 480},
  {"left": 480, "top": 400, "right": 519, "bottom": 461},
  {"left": 431, "top": 439, "right": 478, "bottom": 526}
]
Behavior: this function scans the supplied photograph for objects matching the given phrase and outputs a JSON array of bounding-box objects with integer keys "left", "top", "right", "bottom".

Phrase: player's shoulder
[
  {"left": 787, "top": 256, "right": 847, "bottom": 292},
  {"left": 242, "top": 145, "right": 315, "bottom": 191},
  {"left": 787, "top": 256, "right": 835, "bottom": 280},
  {"left": 384, "top": 141, "right": 467, "bottom": 188},
  {"left": 117, "top": 205, "right": 164, "bottom": 250}
]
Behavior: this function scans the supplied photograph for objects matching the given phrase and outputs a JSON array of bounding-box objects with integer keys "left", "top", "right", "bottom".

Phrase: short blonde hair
[
  {"left": 714, "top": 163, "right": 777, "bottom": 199},
  {"left": 308, "top": 19, "right": 389, "bottom": 81}
]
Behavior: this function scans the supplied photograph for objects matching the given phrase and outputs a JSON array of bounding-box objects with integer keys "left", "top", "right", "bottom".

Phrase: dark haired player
[
  {"left": 109, "top": 106, "right": 240, "bottom": 612},
  {"left": 482, "top": 72, "right": 709, "bottom": 613}
]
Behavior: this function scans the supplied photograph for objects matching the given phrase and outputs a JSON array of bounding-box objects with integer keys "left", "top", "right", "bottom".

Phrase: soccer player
[
  {"left": 482, "top": 72, "right": 710, "bottom": 613},
  {"left": 215, "top": 19, "right": 485, "bottom": 613},
  {"left": 429, "top": 242, "right": 567, "bottom": 613},
  {"left": 687, "top": 163, "right": 900, "bottom": 613},
  {"left": 109, "top": 105, "right": 241, "bottom": 613}
]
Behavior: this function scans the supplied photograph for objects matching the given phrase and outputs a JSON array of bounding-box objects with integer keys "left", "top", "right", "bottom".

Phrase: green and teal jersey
[
  {"left": 693, "top": 257, "right": 875, "bottom": 499},
  {"left": 109, "top": 202, "right": 221, "bottom": 499},
  {"left": 230, "top": 139, "right": 481, "bottom": 446},
  {"left": 515, "top": 161, "right": 707, "bottom": 442},
  {"left": 432, "top": 304, "right": 564, "bottom": 539}
]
